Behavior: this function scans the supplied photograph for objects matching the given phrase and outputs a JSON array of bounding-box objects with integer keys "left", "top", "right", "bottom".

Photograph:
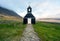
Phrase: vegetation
[
  {"left": 33, "top": 21, "right": 60, "bottom": 41},
  {"left": 0, "top": 20, "right": 26, "bottom": 41}
]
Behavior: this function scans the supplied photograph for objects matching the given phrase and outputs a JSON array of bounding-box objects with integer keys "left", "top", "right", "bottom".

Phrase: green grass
[
  {"left": 33, "top": 21, "right": 60, "bottom": 41},
  {"left": 0, "top": 20, "right": 26, "bottom": 41}
]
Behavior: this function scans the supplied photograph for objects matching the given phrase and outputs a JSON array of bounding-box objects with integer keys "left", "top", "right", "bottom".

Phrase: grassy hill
[
  {"left": 0, "top": 7, "right": 26, "bottom": 41},
  {"left": 0, "top": 14, "right": 22, "bottom": 22},
  {"left": 0, "top": 20, "right": 26, "bottom": 41},
  {"left": 0, "top": 7, "right": 22, "bottom": 21},
  {"left": 33, "top": 21, "right": 60, "bottom": 41}
]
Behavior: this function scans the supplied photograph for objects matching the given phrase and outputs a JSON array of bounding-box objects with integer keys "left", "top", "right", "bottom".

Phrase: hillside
[
  {"left": 0, "top": 7, "right": 21, "bottom": 17},
  {"left": 0, "top": 7, "right": 26, "bottom": 41},
  {"left": 0, "top": 7, "right": 22, "bottom": 21}
]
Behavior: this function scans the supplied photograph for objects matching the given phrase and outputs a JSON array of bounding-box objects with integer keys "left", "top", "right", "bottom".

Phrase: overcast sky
[{"left": 0, "top": 0, "right": 60, "bottom": 19}]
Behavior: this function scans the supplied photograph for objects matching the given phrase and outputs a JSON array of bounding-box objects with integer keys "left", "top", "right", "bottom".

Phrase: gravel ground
[{"left": 20, "top": 24, "right": 40, "bottom": 41}]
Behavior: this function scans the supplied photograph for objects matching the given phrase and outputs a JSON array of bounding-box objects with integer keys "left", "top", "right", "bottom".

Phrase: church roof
[
  {"left": 24, "top": 6, "right": 35, "bottom": 18},
  {"left": 25, "top": 12, "right": 35, "bottom": 18}
]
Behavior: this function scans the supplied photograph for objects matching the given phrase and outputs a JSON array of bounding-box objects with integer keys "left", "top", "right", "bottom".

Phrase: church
[{"left": 23, "top": 6, "right": 36, "bottom": 24}]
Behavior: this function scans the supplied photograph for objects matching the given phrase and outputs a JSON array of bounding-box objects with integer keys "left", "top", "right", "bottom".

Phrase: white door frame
[{"left": 28, "top": 18, "right": 31, "bottom": 24}]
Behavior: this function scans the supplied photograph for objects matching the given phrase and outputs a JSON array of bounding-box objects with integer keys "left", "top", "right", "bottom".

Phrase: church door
[{"left": 28, "top": 18, "right": 31, "bottom": 24}]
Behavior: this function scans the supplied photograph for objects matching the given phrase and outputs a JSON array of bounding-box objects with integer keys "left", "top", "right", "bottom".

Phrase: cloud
[
  {"left": 29, "top": 0, "right": 60, "bottom": 19},
  {"left": 0, "top": 0, "right": 60, "bottom": 19},
  {"left": 16, "top": 0, "right": 60, "bottom": 19}
]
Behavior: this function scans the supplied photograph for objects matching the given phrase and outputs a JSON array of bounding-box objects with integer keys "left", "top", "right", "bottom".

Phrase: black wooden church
[{"left": 23, "top": 6, "right": 35, "bottom": 24}]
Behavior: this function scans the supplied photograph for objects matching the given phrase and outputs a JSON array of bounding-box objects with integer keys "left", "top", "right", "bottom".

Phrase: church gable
[
  {"left": 24, "top": 6, "right": 35, "bottom": 18},
  {"left": 23, "top": 6, "right": 36, "bottom": 24},
  {"left": 25, "top": 13, "right": 35, "bottom": 18}
]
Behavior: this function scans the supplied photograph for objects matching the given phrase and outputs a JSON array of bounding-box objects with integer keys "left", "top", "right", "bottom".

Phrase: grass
[
  {"left": 0, "top": 20, "right": 26, "bottom": 41},
  {"left": 33, "top": 21, "right": 60, "bottom": 41}
]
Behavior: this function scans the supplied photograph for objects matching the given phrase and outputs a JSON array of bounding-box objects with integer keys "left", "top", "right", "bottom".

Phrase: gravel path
[{"left": 20, "top": 24, "right": 40, "bottom": 41}]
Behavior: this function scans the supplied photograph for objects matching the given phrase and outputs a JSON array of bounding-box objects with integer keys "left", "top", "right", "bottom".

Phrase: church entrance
[{"left": 28, "top": 18, "right": 31, "bottom": 24}]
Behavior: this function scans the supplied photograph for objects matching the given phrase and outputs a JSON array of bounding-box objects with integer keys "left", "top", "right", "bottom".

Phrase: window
[{"left": 29, "top": 9, "right": 31, "bottom": 11}]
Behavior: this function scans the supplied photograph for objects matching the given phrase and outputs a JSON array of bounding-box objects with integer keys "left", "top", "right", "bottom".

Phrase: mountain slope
[
  {"left": 0, "top": 7, "right": 21, "bottom": 17},
  {"left": 0, "top": 7, "right": 22, "bottom": 21}
]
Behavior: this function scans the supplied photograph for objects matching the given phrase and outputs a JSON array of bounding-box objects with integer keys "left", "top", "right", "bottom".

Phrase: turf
[
  {"left": 33, "top": 21, "right": 60, "bottom": 41},
  {"left": 0, "top": 20, "right": 26, "bottom": 41}
]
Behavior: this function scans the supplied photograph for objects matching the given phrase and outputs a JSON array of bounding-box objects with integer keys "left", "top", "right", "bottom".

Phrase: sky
[{"left": 0, "top": 0, "right": 60, "bottom": 19}]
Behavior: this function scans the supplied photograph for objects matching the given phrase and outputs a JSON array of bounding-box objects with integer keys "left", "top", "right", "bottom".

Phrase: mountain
[
  {"left": 0, "top": 7, "right": 22, "bottom": 21},
  {"left": 0, "top": 7, "right": 21, "bottom": 17}
]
